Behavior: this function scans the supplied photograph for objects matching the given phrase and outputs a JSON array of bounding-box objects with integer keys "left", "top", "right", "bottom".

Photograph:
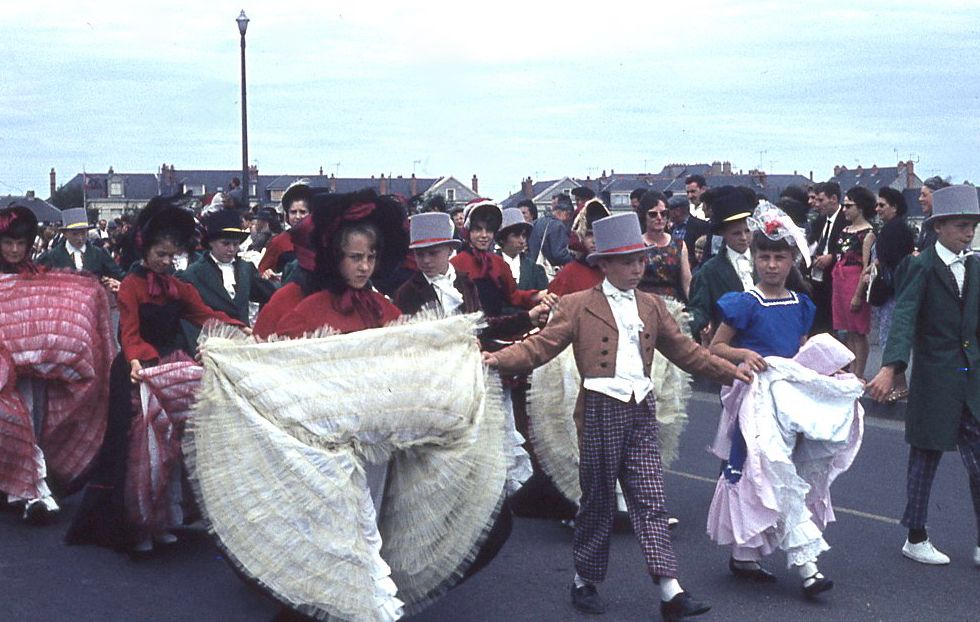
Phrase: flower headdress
[{"left": 746, "top": 201, "right": 811, "bottom": 267}]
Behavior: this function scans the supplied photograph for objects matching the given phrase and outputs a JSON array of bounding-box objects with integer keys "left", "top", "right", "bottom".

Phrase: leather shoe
[
  {"left": 729, "top": 557, "right": 777, "bottom": 583},
  {"left": 801, "top": 572, "right": 834, "bottom": 598},
  {"left": 570, "top": 583, "right": 606, "bottom": 614},
  {"left": 660, "top": 592, "right": 710, "bottom": 622},
  {"left": 902, "top": 539, "right": 950, "bottom": 565}
]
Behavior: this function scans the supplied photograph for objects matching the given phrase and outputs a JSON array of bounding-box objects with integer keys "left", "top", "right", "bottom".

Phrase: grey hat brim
[
  {"left": 922, "top": 212, "right": 980, "bottom": 227},
  {"left": 496, "top": 222, "right": 532, "bottom": 240},
  {"left": 585, "top": 245, "right": 648, "bottom": 266},
  {"left": 409, "top": 238, "right": 462, "bottom": 250}
]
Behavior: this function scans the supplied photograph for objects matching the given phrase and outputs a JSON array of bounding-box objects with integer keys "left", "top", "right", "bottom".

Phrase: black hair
[
  {"left": 571, "top": 187, "right": 595, "bottom": 201},
  {"left": 629, "top": 188, "right": 647, "bottom": 202},
  {"left": 878, "top": 186, "right": 908, "bottom": 216},
  {"left": 517, "top": 199, "right": 538, "bottom": 220},
  {"left": 685, "top": 174, "right": 706, "bottom": 188},
  {"left": 922, "top": 176, "right": 950, "bottom": 192},
  {"left": 845, "top": 186, "right": 877, "bottom": 222},
  {"left": 779, "top": 185, "right": 809, "bottom": 206},
  {"left": 311, "top": 221, "right": 381, "bottom": 294},
  {"left": 637, "top": 191, "right": 667, "bottom": 230},
  {"left": 0, "top": 206, "right": 38, "bottom": 244},
  {"left": 815, "top": 181, "right": 841, "bottom": 201},
  {"left": 553, "top": 194, "right": 574, "bottom": 211}
]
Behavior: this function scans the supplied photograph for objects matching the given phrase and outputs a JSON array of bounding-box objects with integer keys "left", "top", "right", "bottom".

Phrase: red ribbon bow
[
  {"left": 146, "top": 271, "right": 179, "bottom": 299},
  {"left": 334, "top": 287, "right": 384, "bottom": 328},
  {"left": 321, "top": 202, "right": 377, "bottom": 248},
  {"left": 764, "top": 220, "right": 782, "bottom": 235}
]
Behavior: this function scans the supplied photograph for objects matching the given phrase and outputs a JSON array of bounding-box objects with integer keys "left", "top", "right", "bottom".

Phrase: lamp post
[{"left": 237, "top": 10, "right": 250, "bottom": 208}]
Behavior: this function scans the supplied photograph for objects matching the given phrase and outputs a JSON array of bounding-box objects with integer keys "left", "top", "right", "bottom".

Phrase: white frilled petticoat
[
  {"left": 705, "top": 334, "right": 865, "bottom": 567},
  {"left": 525, "top": 297, "right": 692, "bottom": 504},
  {"left": 185, "top": 313, "right": 510, "bottom": 622}
]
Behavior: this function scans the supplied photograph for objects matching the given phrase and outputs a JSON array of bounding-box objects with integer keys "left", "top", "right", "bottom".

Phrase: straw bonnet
[
  {"left": 586, "top": 212, "right": 648, "bottom": 265},
  {"left": 281, "top": 179, "right": 312, "bottom": 210},
  {"left": 462, "top": 198, "right": 503, "bottom": 232},
  {"left": 409, "top": 212, "right": 461, "bottom": 250}
]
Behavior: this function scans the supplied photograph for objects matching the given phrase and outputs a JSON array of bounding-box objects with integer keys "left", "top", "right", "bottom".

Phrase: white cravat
[
  {"left": 726, "top": 247, "right": 754, "bottom": 291},
  {"left": 212, "top": 254, "right": 237, "bottom": 298},
  {"left": 582, "top": 279, "right": 653, "bottom": 403},
  {"left": 936, "top": 243, "right": 969, "bottom": 294},
  {"left": 424, "top": 264, "right": 465, "bottom": 313},
  {"left": 501, "top": 252, "right": 521, "bottom": 281},
  {"left": 66, "top": 241, "right": 85, "bottom": 270}
]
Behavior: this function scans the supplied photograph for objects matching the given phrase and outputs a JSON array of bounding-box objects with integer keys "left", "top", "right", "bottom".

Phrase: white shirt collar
[
  {"left": 423, "top": 263, "right": 457, "bottom": 285},
  {"left": 935, "top": 241, "right": 970, "bottom": 266},
  {"left": 210, "top": 253, "right": 235, "bottom": 267},
  {"left": 726, "top": 246, "right": 751, "bottom": 264},
  {"left": 66, "top": 240, "right": 86, "bottom": 255}
]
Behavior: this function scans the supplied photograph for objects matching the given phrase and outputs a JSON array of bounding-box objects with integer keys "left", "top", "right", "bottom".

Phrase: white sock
[
  {"left": 659, "top": 577, "right": 683, "bottom": 601},
  {"left": 574, "top": 573, "right": 592, "bottom": 589},
  {"left": 616, "top": 483, "right": 628, "bottom": 513},
  {"left": 796, "top": 560, "right": 818, "bottom": 579}
]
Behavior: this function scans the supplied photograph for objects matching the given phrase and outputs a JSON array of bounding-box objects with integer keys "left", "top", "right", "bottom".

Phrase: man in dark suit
[
  {"left": 666, "top": 195, "right": 711, "bottom": 270},
  {"left": 806, "top": 181, "right": 846, "bottom": 335},
  {"left": 867, "top": 185, "right": 980, "bottom": 568},
  {"left": 178, "top": 210, "right": 276, "bottom": 351},
  {"left": 37, "top": 208, "right": 125, "bottom": 290}
]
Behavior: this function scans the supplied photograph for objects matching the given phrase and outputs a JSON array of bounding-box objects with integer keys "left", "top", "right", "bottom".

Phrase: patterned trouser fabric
[
  {"left": 902, "top": 410, "right": 980, "bottom": 541},
  {"left": 573, "top": 390, "right": 678, "bottom": 582}
]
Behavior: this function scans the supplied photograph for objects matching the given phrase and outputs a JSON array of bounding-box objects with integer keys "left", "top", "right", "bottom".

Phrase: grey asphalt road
[{"left": 2, "top": 391, "right": 976, "bottom": 622}]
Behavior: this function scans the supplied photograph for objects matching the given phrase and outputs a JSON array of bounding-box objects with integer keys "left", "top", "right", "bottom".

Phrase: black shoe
[
  {"left": 729, "top": 557, "right": 777, "bottom": 583},
  {"left": 801, "top": 572, "right": 834, "bottom": 598},
  {"left": 660, "top": 592, "right": 711, "bottom": 622},
  {"left": 570, "top": 583, "right": 607, "bottom": 614}
]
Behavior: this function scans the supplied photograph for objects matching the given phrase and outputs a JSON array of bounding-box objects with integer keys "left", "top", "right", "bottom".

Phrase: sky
[{"left": 2, "top": 1, "right": 979, "bottom": 202}]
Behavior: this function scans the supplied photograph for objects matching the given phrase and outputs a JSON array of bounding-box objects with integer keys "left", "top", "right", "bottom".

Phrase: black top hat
[
  {"left": 202, "top": 209, "right": 249, "bottom": 243},
  {"left": 706, "top": 185, "right": 753, "bottom": 233},
  {"left": 309, "top": 188, "right": 409, "bottom": 294}
]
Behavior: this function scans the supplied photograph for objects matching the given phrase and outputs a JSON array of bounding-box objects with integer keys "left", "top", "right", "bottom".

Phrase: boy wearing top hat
[
  {"left": 485, "top": 213, "right": 750, "bottom": 620},
  {"left": 867, "top": 184, "right": 980, "bottom": 568},
  {"left": 687, "top": 186, "right": 755, "bottom": 342},
  {"left": 38, "top": 207, "right": 125, "bottom": 290},
  {"left": 497, "top": 207, "right": 548, "bottom": 308},
  {"left": 178, "top": 209, "right": 277, "bottom": 351}
]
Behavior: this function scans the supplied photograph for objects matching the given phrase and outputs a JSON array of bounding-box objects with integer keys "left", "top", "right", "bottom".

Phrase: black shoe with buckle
[
  {"left": 728, "top": 557, "right": 777, "bottom": 583},
  {"left": 801, "top": 572, "right": 834, "bottom": 598},
  {"left": 660, "top": 592, "right": 711, "bottom": 622},
  {"left": 570, "top": 583, "right": 606, "bottom": 614}
]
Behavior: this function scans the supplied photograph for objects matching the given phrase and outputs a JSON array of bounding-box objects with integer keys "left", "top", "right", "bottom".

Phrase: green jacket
[
  {"left": 881, "top": 245, "right": 980, "bottom": 450},
  {"left": 687, "top": 249, "right": 752, "bottom": 336},
  {"left": 37, "top": 242, "right": 125, "bottom": 279}
]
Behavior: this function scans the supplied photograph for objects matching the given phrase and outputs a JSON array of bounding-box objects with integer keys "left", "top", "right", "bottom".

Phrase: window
[
  {"left": 611, "top": 193, "right": 629, "bottom": 207},
  {"left": 446, "top": 188, "right": 456, "bottom": 202},
  {"left": 109, "top": 180, "right": 123, "bottom": 197}
]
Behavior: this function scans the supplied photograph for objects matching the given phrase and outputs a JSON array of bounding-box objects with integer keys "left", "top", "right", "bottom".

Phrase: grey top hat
[
  {"left": 923, "top": 184, "right": 980, "bottom": 226},
  {"left": 496, "top": 208, "right": 532, "bottom": 240},
  {"left": 586, "top": 212, "right": 648, "bottom": 265},
  {"left": 409, "top": 212, "right": 461, "bottom": 249},
  {"left": 60, "top": 207, "right": 93, "bottom": 230}
]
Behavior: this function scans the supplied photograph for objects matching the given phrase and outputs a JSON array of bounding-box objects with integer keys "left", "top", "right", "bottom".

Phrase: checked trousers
[
  {"left": 902, "top": 410, "right": 980, "bottom": 541},
  {"left": 574, "top": 390, "right": 678, "bottom": 583}
]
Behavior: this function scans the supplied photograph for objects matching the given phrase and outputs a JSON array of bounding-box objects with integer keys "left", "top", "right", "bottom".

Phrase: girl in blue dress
[{"left": 708, "top": 205, "right": 835, "bottom": 598}]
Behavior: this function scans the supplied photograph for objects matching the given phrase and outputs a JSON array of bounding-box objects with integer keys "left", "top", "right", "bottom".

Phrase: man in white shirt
[{"left": 807, "top": 182, "right": 846, "bottom": 334}]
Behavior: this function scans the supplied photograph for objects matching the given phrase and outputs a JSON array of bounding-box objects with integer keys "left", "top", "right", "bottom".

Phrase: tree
[{"left": 49, "top": 184, "right": 83, "bottom": 210}]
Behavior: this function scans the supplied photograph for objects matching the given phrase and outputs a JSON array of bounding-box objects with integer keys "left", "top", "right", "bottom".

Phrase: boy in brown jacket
[{"left": 485, "top": 212, "right": 750, "bottom": 621}]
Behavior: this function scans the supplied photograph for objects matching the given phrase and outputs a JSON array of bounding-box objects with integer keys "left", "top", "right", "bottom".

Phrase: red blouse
[
  {"left": 257, "top": 231, "right": 294, "bottom": 274},
  {"left": 253, "top": 282, "right": 305, "bottom": 339},
  {"left": 450, "top": 251, "right": 537, "bottom": 309},
  {"left": 117, "top": 271, "right": 243, "bottom": 362},
  {"left": 548, "top": 259, "right": 603, "bottom": 296},
  {"left": 267, "top": 288, "right": 401, "bottom": 338}
]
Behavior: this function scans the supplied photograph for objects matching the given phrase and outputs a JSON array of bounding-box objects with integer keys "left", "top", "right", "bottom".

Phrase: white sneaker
[
  {"left": 902, "top": 539, "right": 950, "bottom": 565},
  {"left": 973, "top": 546, "right": 980, "bottom": 567}
]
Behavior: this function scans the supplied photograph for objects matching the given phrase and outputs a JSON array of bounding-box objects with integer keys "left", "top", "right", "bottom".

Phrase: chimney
[
  {"left": 379, "top": 173, "right": 388, "bottom": 195},
  {"left": 723, "top": 161, "right": 732, "bottom": 176},
  {"left": 49, "top": 168, "right": 56, "bottom": 197},
  {"left": 809, "top": 170, "right": 813, "bottom": 181},
  {"left": 833, "top": 165, "right": 841, "bottom": 177},
  {"left": 471, "top": 174, "right": 479, "bottom": 194},
  {"left": 906, "top": 160, "right": 915, "bottom": 189},
  {"left": 108, "top": 166, "right": 114, "bottom": 175},
  {"left": 856, "top": 164, "right": 863, "bottom": 175},
  {"left": 319, "top": 166, "right": 324, "bottom": 176},
  {"left": 601, "top": 170, "right": 607, "bottom": 179},
  {"left": 248, "top": 164, "right": 258, "bottom": 181},
  {"left": 329, "top": 174, "right": 337, "bottom": 193},
  {"left": 523, "top": 176, "right": 534, "bottom": 198},
  {"left": 870, "top": 163, "right": 878, "bottom": 175},
  {"left": 25, "top": 190, "right": 35, "bottom": 198},
  {"left": 711, "top": 161, "right": 722, "bottom": 175},
  {"left": 410, "top": 173, "right": 418, "bottom": 196}
]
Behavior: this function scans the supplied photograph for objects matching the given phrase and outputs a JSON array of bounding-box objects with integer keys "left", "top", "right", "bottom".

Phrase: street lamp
[{"left": 237, "top": 10, "right": 250, "bottom": 208}]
